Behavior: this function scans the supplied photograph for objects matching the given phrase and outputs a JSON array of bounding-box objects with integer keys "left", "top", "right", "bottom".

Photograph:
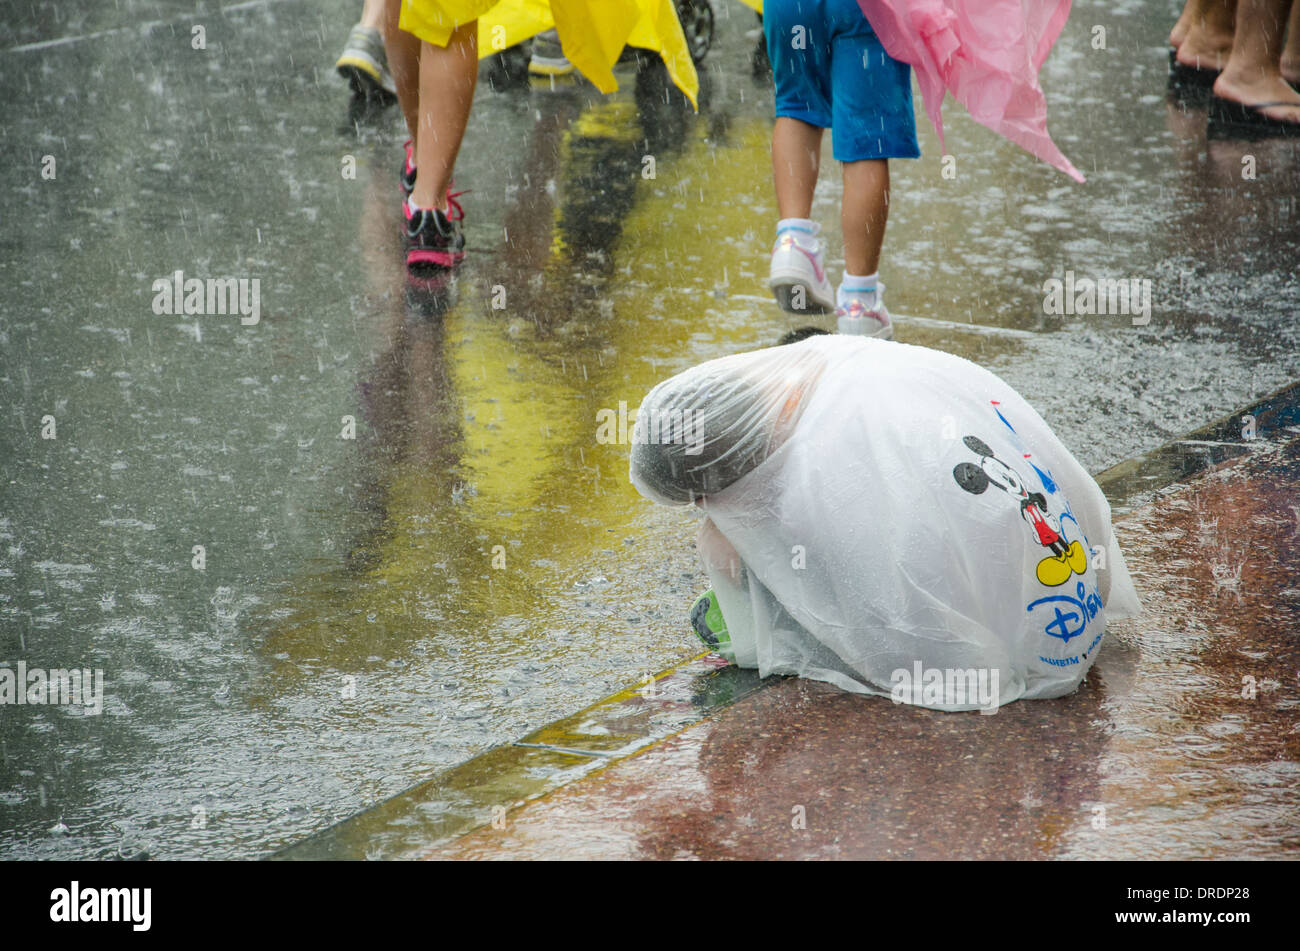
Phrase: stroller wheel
[{"left": 675, "top": 0, "right": 716, "bottom": 64}]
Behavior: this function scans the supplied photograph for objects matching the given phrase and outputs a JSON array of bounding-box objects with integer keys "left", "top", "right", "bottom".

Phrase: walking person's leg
[
  {"left": 338, "top": 0, "right": 398, "bottom": 100},
  {"left": 359, "top": 0, "right": 385, "bottom": 32},
  {"left": 410, "top": 22, "right": 478, "bottom": 215},
  {"left": 765, "top": 1, "right": 836, "bottom": 314},
  {"left": 1213, "top": 0, "right": 1300, "bottom": 125},
  {"left": 384, "top": 8, "right": 477, "bottom": 269},
  {"left": 1282, "top": 0, "right": 1300, "bottom": 84},
  {"left": 1171, "top": 0, "right": 1237, "bottom": 70},
  {"left": 1171, "top": 0, "right": 1197, "bottom": 46},
  {"left": 840, "top": 160, "right": 889, "bottom": 287},
  {"left": 828, "top": 0, "right": 917, "bottom": 336},
  {"left": 382, "top": 0, "right": 421, "bottom": 141},
  {"left": 772, "top": 118, "right": 823, "bottom": 220}
]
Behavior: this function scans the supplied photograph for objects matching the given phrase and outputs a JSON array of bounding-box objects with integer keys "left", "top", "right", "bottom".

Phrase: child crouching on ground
[{"left": 629, "top": 332, "right": 1141, "bottom": 711}]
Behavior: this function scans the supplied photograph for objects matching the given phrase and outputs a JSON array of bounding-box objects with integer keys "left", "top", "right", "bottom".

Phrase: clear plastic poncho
[{"left": 630, "top": 335, "right": 1140, "bottom": 711}]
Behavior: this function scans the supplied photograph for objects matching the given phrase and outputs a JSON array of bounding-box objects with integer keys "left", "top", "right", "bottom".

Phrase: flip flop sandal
[
  {"left": 1208, "top": 96, "right": 1300, "bottom": 137},
  {"left": 1167, "top": 48, "right": 1220, "bottom": 90}
]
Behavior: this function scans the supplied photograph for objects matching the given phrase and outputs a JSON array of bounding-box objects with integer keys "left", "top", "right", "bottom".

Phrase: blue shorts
[{"left": 764, "top": 0, "right": 921, "bottom": 162}]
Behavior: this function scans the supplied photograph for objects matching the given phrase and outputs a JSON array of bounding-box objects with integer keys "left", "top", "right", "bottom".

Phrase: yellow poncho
[{"left": 399, "top": 0, "right": 699, "bottom": 108}]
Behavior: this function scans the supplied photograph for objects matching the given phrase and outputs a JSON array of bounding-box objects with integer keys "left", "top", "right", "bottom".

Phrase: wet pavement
[
  {"left": 312, "top": 412, "right": 1300, "bottom": 861},
  {"left": 3, "top": 0, "right": 1300, "bottom": 860}
]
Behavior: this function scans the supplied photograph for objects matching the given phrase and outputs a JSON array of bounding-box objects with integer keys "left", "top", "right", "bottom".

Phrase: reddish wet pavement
[{"left": 423, "top": 436, "right": 1300, "bottom": 860}]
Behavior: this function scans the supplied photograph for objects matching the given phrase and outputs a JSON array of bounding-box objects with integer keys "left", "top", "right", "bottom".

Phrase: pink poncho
[{"left": 858, "top": 0, "right": 1084, "bottom": 182}]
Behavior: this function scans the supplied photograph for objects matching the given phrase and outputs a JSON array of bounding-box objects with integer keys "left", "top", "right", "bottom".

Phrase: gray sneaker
[
  {"left": 529, "top": 29, "right": 574, "bottom": 76},
  {"left": 336, "top": 24, "right": 396, "bottom": 100}
]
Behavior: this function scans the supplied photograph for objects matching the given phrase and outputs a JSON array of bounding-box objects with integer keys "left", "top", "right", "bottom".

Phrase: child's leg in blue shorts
[
  {"left": 764, "top": 0, "right": 835, "bottom": 133},
  {"left": 764, "top": 0, "right": 920, "bottom": 162}
]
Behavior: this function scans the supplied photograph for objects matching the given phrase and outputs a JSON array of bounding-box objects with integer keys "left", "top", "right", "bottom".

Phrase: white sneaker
[
  {"left": 835, "top": 283, "right": 893, "bottom": 338},
  {"left": 768, "top": 224, "right": 835, "bottom": 314}
]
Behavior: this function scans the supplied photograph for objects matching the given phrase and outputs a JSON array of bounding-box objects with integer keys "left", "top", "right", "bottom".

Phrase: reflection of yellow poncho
[{"left": 399, "top": 0, "right": 699, "bottom": 108}]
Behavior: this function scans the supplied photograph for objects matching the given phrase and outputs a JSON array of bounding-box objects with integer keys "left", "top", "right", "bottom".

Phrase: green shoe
[{"left": 689, "top": 590, "right": 734, "bottom": 663}]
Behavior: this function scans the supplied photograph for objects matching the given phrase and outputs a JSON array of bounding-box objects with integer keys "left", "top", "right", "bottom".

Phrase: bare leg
[
  {"left": 359, "top": 0, "right": 385, "bottom": 31},
  {"left": 1214, "top": 0, "right": 1300, "bottom": 123},
  {"left": 410, "top": 23, "right": 479, "bottom": 212},
  {"left": 382, "top": 0, "right": 420, "bottom": 141},
  {"left": 840, "top": 159, "right": 889, "bottom": 277},
  {"left": 1171, "top": 0, "right": 1199, "bottom": 47},
  {"left": 772, "top": 117, "right": 824, "bottom": 219},
  {"left": 1175, "top": 0, "right": 1237, "bottom": 69},
  {"left": 1282, "top": 0, "right": 1300, "bottom": 83}
]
